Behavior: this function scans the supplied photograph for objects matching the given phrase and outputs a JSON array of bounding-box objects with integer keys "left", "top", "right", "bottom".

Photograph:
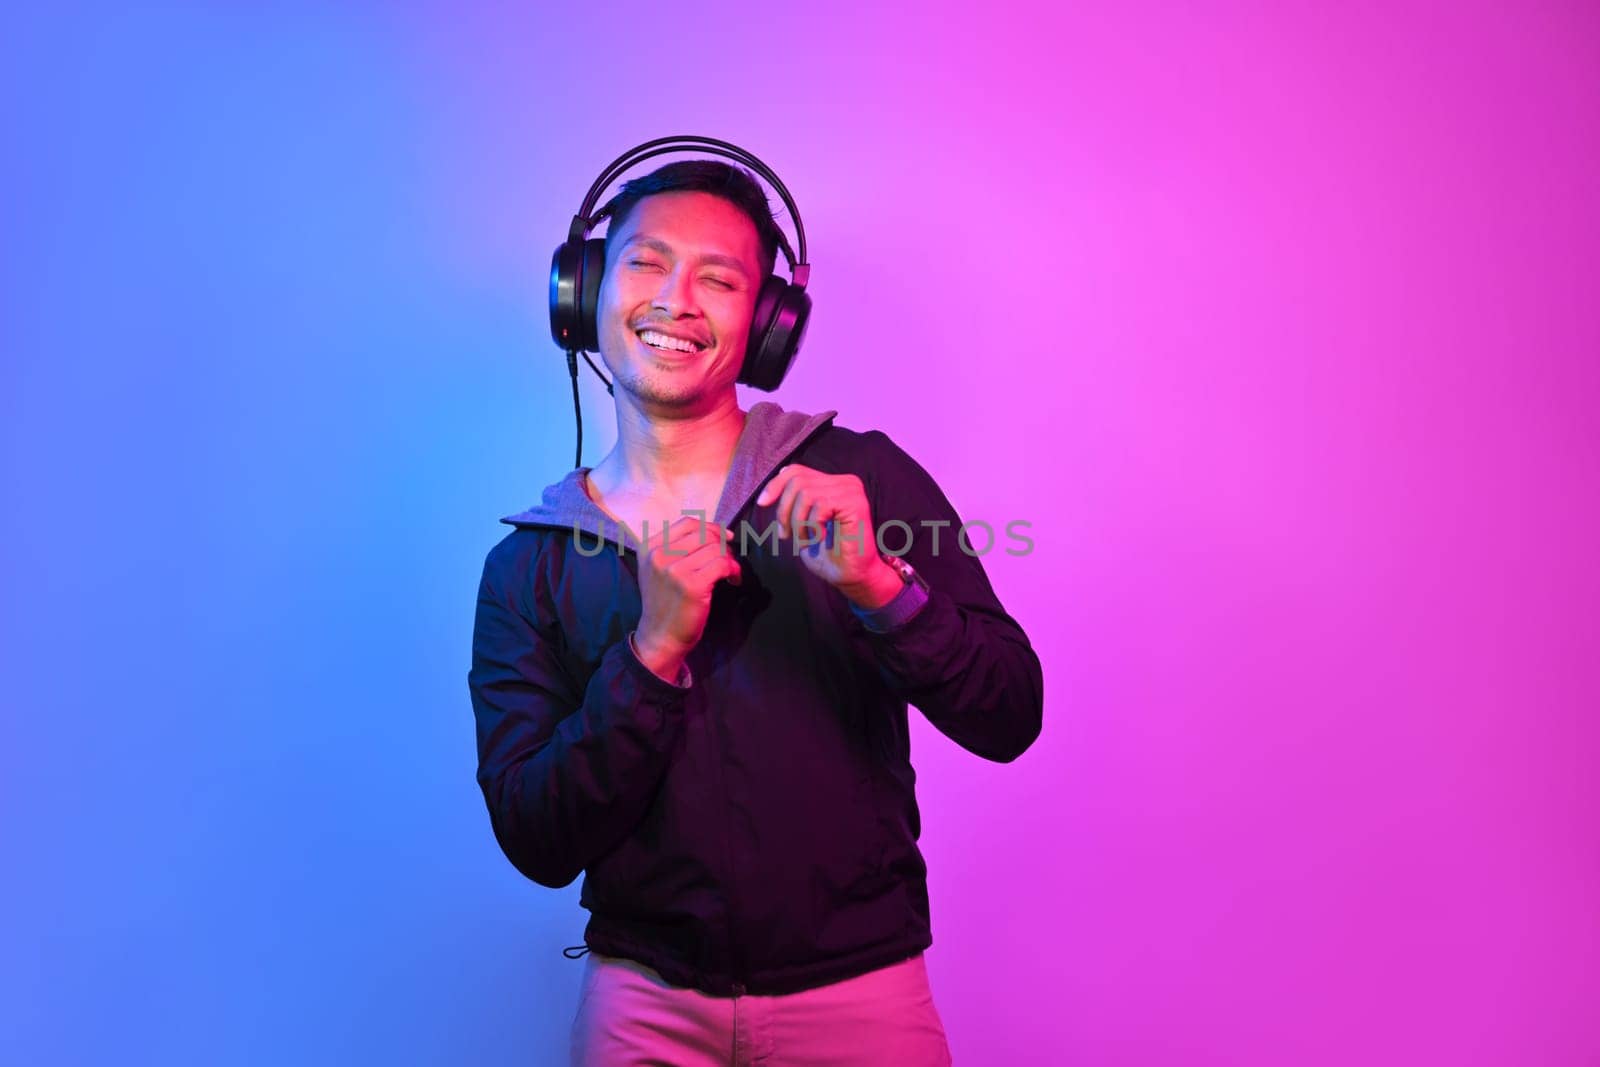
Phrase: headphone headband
[{"left": 571, "top": 134, "right": 809, "bottom": 285}]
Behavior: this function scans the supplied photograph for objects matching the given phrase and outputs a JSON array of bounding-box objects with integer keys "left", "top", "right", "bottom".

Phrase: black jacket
[{"left": 468, "top": 402, "right": 1044, "bottom": 995}]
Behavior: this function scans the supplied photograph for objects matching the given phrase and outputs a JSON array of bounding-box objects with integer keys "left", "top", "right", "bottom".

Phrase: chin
[
  {"left": 612, "top": 366, "right": 697, "bottom": 404},
  {"left": 639, "top": 372, "right": 743, "bottom": 411}
]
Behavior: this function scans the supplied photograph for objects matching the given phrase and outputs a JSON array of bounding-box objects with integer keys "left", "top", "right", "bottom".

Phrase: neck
[{"left": 594, "top": 390, "right": 748, "bottom": 497}]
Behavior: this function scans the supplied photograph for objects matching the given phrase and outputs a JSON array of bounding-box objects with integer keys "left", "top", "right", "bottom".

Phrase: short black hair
[{"left": 597, "top": 159, "right": 785, "bottom": 282}]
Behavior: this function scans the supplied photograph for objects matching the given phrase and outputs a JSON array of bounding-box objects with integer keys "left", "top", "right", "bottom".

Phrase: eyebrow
[{"left": 620, "top": 235, "right": 752, "bottom": 279}]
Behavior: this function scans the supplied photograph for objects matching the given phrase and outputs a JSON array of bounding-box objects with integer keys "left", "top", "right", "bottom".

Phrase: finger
[
  {"left": 667, "top": 518, "right": 742, "bottom": 564},
  {"left": 798, "top": 489, "right": 841, "bottom": 547},
  {"left": 672, "top": 517, "right": 731, "bottom": 552},
  {"left": 779, "top": 485, "right": 804, "bottom": 542},
  {"left": 758, "top": 467, "right": 790, "bottom": 508},
  {"left": 775, "top": 477, "right": 811, "bottom": 540},
  {"left": 795, "top": 494, "right": 829, "bottom": 549},
  {"left": 801, "top": 494, "right": 836, "bottom": 533},
  {"left": 685, "top": 549, "right": 743, "bottom": 585},
  {"left": 644, "top": 526, "right": 729, "bottom": 570},
  {"left": 644, "top": 516, "right": 695, "bottom": 547},
  {"left": 652, "top": 517, "right": 731, "bottom": 554},
  {"left": 755, "top": 465, "right": 798, "bottom": 508},
  {"left": 673, "top": 540, "right": 743, "bottom": 586},
  {"left": 672, "top": 532, "right": 739, "bottom": 568}
]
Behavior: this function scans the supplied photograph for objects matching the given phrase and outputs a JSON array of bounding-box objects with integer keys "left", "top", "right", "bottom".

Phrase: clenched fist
[
  {"left": 633, "top": 516, "right": 742, "bottom": 684},
  {"left": 756, "top": 464, "right": 902, "bottom": 610}
]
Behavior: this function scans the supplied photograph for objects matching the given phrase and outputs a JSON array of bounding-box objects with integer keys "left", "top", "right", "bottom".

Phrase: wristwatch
[
  {"left": 881, "top": 552, "right": 930, "bottom": 594},
  {"left": 851, "top": 551, "right": 931, "bottom": 633}
]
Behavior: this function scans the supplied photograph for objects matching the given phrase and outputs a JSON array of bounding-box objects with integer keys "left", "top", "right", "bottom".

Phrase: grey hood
[{"left": 500, "top": 400, "right": 839, "bottom": 553}]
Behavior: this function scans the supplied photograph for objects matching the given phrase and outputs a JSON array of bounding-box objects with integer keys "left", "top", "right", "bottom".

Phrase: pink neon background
[
  {"left": 411, "top": 6, "right": 1597, "bottom": 1061},
  {"left": 4, "top": 3, "right": 1593, "bottom": 1064},
  {"left": 419, "top": 6, "right": 1593, "bottom": 1062}
]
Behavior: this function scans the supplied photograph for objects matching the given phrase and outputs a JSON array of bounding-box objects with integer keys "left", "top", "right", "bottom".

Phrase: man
[{"left": 469, "top": 158, "right": 1044, "bottom": 1065}]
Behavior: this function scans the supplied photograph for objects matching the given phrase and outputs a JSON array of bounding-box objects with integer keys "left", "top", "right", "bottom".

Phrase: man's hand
[
  {"left": 634, "top": 516, "right": 741, "bottom": 683},
  {"left": 755, "top": 464, "right": 903, "bottom": 610}
]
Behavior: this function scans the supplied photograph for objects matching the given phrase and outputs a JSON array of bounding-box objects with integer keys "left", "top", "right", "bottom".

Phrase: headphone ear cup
[
  {"left": 739, "top": 277, "right": 812, "bottom": 391},
  {"left": 576, "top": 238, "right": 607, "bottom": 352},
  {"left": 549, "top": 240, "right": 583, "bottom": 349}
]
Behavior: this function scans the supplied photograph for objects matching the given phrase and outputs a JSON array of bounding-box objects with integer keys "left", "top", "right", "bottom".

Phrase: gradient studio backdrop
[{"left": 3, "top": 4, "right": 1595, "bottom": 1065}]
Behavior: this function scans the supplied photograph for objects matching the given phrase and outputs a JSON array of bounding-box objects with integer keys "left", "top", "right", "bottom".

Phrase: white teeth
[{"left": 638, "top": 330, "right": 700, "bottom": 354}]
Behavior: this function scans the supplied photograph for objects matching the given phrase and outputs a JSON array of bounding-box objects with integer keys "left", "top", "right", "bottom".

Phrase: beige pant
[{"left": 570, "top": 951, "right": 953, "bottom": 1066}]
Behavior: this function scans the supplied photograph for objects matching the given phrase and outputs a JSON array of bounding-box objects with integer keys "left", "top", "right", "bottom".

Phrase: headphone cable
[
  {"left": 566, "top": 349, "right": 582, "bottom": 470},
  {"left": 583, "top": 352, "right": 613, "bottom": 394},
  {"left": 566, "top": 348, "right": 614, "bottom": 470}
]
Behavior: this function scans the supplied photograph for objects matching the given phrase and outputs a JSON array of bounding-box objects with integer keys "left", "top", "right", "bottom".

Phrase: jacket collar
[{"left": 500, "top": 400, "right": 838, "bottom": 553}]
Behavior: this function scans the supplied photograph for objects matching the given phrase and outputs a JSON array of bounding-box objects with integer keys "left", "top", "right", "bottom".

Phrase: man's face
[{"left": 596, "top": 190, "right": 765, "bottom": 411}]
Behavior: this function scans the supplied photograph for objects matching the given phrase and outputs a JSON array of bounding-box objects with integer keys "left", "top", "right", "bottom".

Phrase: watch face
[{"left": 886, "top": 553, "right": 930, "bottom": 593}]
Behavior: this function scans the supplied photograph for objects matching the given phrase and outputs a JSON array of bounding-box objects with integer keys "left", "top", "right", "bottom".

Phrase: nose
[{"left": 650, "top": 261, "right": 700, "bottom": 318}]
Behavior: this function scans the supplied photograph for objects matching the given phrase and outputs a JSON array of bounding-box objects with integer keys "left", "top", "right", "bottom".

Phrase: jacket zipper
[
  {"left": 621, "top": 537, "right": 749, "bottom": 995},
  {"left": 702, "top": 582, "right": 749, "bottom": 997},
  {"left": 703, "top": 437, "right": 834, "bottom": 998}
]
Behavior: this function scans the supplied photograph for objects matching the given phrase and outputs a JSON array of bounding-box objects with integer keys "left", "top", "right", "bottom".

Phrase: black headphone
[{"left": 549, "top": 136, "right": 812, "bottom": 467}]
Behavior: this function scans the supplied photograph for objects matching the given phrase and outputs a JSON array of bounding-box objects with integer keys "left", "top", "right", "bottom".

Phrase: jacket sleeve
[
  {"left": 854, "top": 431, "right": 1045, "bottom": 763},
  {"left": 468, "top": 534, "right": 691, "bottom": 888}
]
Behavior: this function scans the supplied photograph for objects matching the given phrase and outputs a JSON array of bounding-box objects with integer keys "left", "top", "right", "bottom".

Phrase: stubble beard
[
  {"left": 604, "top": 324, "right": 745, "bottom": 412},
  {"left": 610, "top": 350, "right": 705, "bottom": 409}
]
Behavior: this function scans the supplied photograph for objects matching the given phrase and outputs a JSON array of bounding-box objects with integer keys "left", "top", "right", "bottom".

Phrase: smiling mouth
[{"left": 636, "top": 329, "right": 707, "bottom": 355}]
